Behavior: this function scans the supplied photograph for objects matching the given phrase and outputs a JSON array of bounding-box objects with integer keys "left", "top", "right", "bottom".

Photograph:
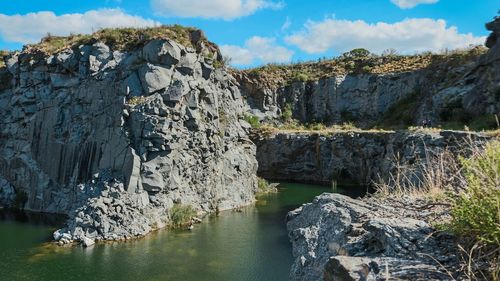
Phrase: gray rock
[
  {"left": 81, "top": 236, "right": 95, "bottom": 247},
  {"left": 0, "top": 36, "right": 258, "bottom": 243},
  {"left": 139, "top": 64, "right": 173, "bottom": 94},
  {"left": 287, "top": 193, "right": 460, "bottom": 281},
  {"left": 142, "top": 39, "right": 182, "bottom": 67}
]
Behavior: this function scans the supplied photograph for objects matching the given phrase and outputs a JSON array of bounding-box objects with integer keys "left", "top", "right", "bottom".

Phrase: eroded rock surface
[
  {"left": 0, "top": 35, "right": 258, "bottom": 244},
  {"left": 254, "top": 130, "right": 489, "bottom": 185},
  {"left": 287, "top": 193, "right": 461, "bottom": 281}
]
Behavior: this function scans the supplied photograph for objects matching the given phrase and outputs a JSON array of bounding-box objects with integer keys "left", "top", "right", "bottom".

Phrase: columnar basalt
[{"left": 0, "top": 30, "right": 258, "bottom": 242}]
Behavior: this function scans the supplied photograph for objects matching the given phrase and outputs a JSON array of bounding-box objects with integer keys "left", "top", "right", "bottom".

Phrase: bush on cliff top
[
  {"left": 0, "top": 50, "right": 9, "bottom": 68},
  {"left": 242, "top": 45, "right": 487, "bottom": 88}
]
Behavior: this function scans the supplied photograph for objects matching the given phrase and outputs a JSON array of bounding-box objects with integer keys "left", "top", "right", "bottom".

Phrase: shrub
[
  {"left": 281, "top": 103, "right": 294, "bottom": 122},
  {"left": 292, "top": 72, "right": 309, "bottom": 82},
  {"left": 243, "top": 114, "right": 260, "bottom": 128},
  {"left": 342, "top": 48, "right": 371, "bottom": 59},
  {"left": 257, "top": 177, "right": 276, "bottom": 194},
  {"left": 450, "top": 141, "right": 500, "bottom": 246},
  {"left": 169, "top": 204, "right": 196, "bottom": 228},
  {"left": 361, "top": 65, "right": 372, "bottom": 73}
]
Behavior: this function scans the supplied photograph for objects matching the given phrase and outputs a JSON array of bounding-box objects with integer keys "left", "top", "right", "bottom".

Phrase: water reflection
[{"left": 0, "top": 182, "right": 364, "bottom": 281}]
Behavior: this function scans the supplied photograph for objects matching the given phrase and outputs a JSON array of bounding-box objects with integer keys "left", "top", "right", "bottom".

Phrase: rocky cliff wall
[
  {"left": 238, "top": 41, "right": 499, "bottom": 129},
  {"left": 0, "top": 33, "right": 258, "bottom": 241},
  {"left": 254, "top": 130, "right": 489, "bottom": 186}
]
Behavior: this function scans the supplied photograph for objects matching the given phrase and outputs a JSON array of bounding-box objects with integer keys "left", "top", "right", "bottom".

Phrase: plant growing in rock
[
  {"left": 169, "top": 204, "right": 196, "bottom": 228},
  {"left": 127, "top": 96, "right": 147, "bottom": 106},
  {"left": 281, "top": 103, "right": 294, "bottom": 122},
  {"left": 243, "top": 114, "right": 261, "bottom": 128}
]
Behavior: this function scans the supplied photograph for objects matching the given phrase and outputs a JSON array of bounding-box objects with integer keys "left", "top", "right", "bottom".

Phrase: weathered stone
[
  {"left": 287, "top": 193, "right": 461, "bottom": 281},
  {"left": 142, "top": 39, "right": 182, "bottom": 67},
  {"left": 139, "top": 64, "right": 173, "bottom": 94}
]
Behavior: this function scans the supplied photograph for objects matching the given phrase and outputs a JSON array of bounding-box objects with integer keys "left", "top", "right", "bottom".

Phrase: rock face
[
  {"left": 240, "top": 72, "right": 424, "bottom": 126},
  {"left": 238, "top": 43, "right": 500, "bottom": 129},
  {"left": 286, "top": 193, "right": 461, "bottom": 281},
  {"left": 254, "top": 130, "right": 489, "bottom": 185},
  {"left": 0, "top": 35, "right": 258, "bottom": 242}
]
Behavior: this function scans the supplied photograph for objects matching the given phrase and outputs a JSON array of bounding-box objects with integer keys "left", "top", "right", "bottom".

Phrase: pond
[{"left": 0, "top": 182, "right": 366, "bottom": 281}]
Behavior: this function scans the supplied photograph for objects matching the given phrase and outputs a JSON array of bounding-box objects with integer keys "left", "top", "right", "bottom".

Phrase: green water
[{"left": 0, "top": 182, "right": 365, "bottom": 281}]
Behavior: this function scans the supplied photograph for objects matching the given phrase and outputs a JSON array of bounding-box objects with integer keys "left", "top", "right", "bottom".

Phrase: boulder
[{"left": 139, "top": 64, "right": 173, "bottom": 94}]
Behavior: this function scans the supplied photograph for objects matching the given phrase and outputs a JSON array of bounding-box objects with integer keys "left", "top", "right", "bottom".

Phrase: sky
[{"left": 0, "top": 0, "right": 497, "bottom": 68}]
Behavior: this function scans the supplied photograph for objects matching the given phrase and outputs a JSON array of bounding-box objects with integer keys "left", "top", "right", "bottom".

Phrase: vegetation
[
  {"left": 450, "top": 141, "right": 500, "bottom": 246},
  {"left": 375, "top": 140, "right": 500, "bottom": 280},
  {"left": 256, "top": 177, "right": 276, "bottom": 194},
  {"left": 24, "top": 25, "right": 214, "bottom": 55},
  {"left": 169, "top": 204, "right": 196, "bottom": 228},
  {"left": 243, "top": 114, "right": 261, "bottom": 128},
  {"left": 281, "top": 103, "right": 294, "bottom": 122},
  {"left": 0, "top": 50, "right": 9, "bottom": 68},
  {"left": 243, "top": 46, "right": 487, "bottom": 88},
  {"left": 378, "top": 92, "right": 420, "bottom": 128},
  {"left": 127, "top": 96, "right": 147, "bottom": 106}
]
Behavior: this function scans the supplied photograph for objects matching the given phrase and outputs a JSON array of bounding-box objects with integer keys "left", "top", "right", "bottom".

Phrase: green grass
[
  {"left": 169, "top": 204, "right": 196, "bottom": 228},
  {"left": 243, "top": 114, "right": 261, "bottom": 128},
  {"left": 281, "top": 103, "right": 293, "bottom": 122}
]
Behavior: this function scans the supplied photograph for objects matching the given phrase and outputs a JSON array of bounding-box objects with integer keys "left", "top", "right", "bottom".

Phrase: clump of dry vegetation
[
  {"left": 375, "top": 139, "right": 500, "bottom": 280},
  {"left": 23, "top": 25, "right": 217, "bottom": 55},
  {"left": 0, "top": 50, "right": 10, "bottom": 68},
  {"left": 242, "top": 46, "right": 487, "bottom": 88}
]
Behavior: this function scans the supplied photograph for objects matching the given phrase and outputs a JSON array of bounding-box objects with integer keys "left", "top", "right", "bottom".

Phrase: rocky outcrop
[
  {"left": 0, "top": 32, "right": 258, "bottom": 243},
  {"left": 238, "top": 43, "right": 499, "bottom": 129},
  {"left": 286, "top": 193, "right": 462, "bottom": 281},
  {"left": 254, "top": 130, "right": 489, "bottom": 186},
  {"left": 240, "top": 72, "right": 424, "bottom": 127}
]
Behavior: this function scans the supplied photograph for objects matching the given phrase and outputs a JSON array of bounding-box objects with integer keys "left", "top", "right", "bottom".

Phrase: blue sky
[{"left": 0, "top": 0, "right": 497, "bottom": 67}]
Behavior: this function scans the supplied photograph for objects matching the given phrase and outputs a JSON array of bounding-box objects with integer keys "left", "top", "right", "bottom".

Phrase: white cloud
[
  {"left": 281, "top": 17, "right": 292, "bottom": 31},
  {"left": 391, "top": 0, "right": 438, "bottom": 9},
  {"left": 0, "top": 9, "right": 159, "bottom": 44},
  {"left": 221, "top": 36, "right": 293, "bottom": 66},
  {"left": 285, "top": 18, "right": 486, "bottom": 55},
  {"left": 150, "top": 0, "right": 283, "bottom": 20}
]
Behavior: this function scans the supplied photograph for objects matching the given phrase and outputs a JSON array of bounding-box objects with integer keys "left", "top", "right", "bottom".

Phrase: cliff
[
  {"left": 254, "top": 130, "right": 490, "bottom": 186},
  {"left": 0, "top": 26, "right": 257, "bottom": 242},
  {"left": 238, "top": 45, "right": 498, "bottom": 130}
]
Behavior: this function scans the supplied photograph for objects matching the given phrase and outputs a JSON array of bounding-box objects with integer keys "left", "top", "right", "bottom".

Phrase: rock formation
[
  {"left": 286, "top": 193, "right": 461, "bottom": 281},
  {"left": 254, "top": 130, "right": 490, "bottom": 185},
  {"left": 238, "top": 44, "right": 499, "bottom": 129},
  {"left": 0, "top": 29, "right": 258, "bottom": 243}
]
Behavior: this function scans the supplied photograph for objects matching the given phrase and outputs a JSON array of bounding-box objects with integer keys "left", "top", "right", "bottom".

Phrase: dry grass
[
  {"left": 242, "top": 46, "right": 487, "bottom": 89},
  {"left": 259, "top": 121, "right": 392, "bottom": 134},
  {"left": 0, "top": 50, "right": 9, "bottom": 68},
  {"left": 374, "top": 146, "right": 463, "bottom": 199},
  {"left": 375, "top": 139, "right": 500, "bottom": 280},
  {"left": 23, "top": 25, "right": 216, "bottom": 55}
]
